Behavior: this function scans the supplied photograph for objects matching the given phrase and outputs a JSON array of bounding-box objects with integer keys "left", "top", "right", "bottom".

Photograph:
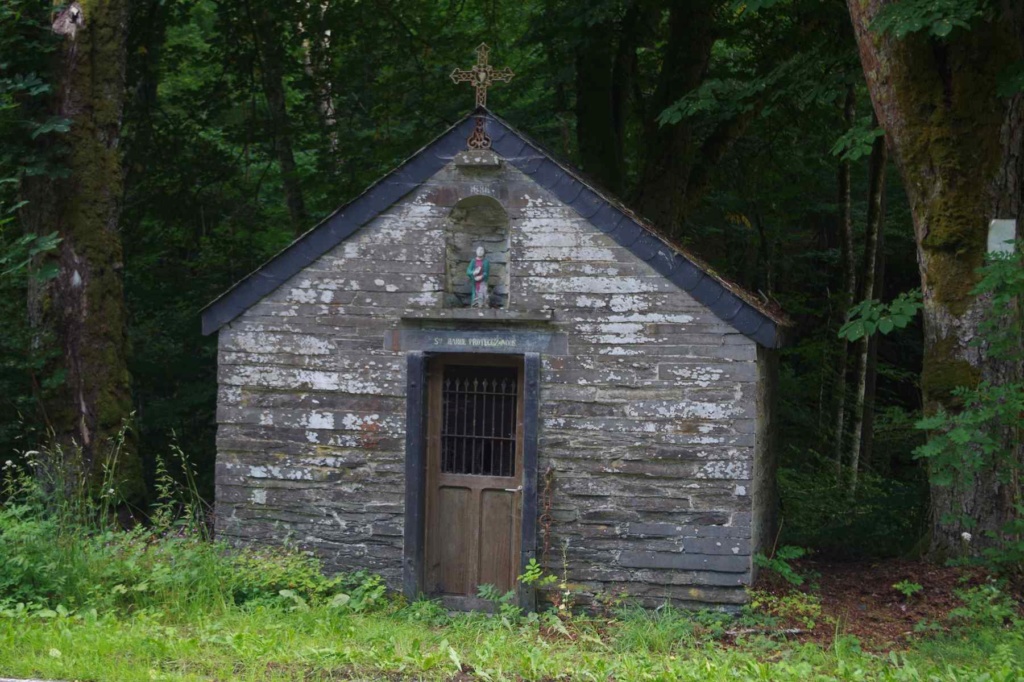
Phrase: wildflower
[
  {"left": 3, "top": 460, "right": 11, "bottom": 467},
  {"left": 961, "top": 532, "right": 972, "bottom": 543}
]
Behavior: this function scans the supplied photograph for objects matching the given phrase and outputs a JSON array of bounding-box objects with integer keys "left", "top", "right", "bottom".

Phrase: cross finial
[{"left": 450, "top": 43, "right": 514, "bottom": 108}]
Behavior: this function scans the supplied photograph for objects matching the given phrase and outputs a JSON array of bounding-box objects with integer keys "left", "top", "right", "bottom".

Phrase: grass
[
  {"left": 1, "top": 445, "right": 1023, "bottom": 681},
  {"left": 0, "top": 602, "right": 1022, "bottom": 681}
]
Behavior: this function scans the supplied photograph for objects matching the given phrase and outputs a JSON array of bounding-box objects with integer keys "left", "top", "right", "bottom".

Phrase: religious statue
[{"left": 466, "top": 246, "right": 490, "bottom": 308}]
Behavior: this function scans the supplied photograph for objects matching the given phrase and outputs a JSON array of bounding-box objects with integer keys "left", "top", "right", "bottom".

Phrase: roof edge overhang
[
  {"left": 199, "top": 113, "right": 478, "bottom": 336},
  {"left": 201, "top": 107, "right": 791, "bottom": 348}
]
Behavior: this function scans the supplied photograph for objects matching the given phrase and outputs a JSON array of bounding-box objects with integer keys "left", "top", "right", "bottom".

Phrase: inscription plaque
[{"left": 385, "top": 329, "right": 568, "bottom": 355}]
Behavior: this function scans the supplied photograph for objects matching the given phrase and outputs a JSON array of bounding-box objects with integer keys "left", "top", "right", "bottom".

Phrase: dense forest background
[{"left": 1, "top": 0, "right": 1020, "bottom": 562}]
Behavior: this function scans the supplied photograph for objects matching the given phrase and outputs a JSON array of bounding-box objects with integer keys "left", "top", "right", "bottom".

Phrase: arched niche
[{"left": 444, "top": 195, "right": 511, "bottom": 308}]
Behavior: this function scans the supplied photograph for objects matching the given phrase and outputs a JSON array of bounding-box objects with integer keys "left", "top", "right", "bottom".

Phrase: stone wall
[{"left": 215, "top": 157, "right": 765, "bottom": 607}]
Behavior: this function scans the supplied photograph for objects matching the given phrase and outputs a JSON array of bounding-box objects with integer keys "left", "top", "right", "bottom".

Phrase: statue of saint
[{"left": 466, "top": 246, "right": 490, "bottom": 307}]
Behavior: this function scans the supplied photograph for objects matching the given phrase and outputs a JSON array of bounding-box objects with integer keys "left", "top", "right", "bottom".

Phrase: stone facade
[{"left": 213, "top": 147, "right": 778, "bottom": 609}]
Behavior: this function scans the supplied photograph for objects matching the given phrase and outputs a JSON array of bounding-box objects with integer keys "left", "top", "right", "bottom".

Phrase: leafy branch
[
  {"left": 0, "top": 221, "right": 61, "bottom": 281},
  {"left": 871, "top": 0, "right": 989, "bottom": 39},
  {"left": 838, "top": 290, "right": 922, "bottom": 342},
  {"left": 830, "top": 115, "right": 884, "bottom": 162}
]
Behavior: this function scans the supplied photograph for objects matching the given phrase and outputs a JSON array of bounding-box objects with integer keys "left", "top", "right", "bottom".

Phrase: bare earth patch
[{"left": 747, "top": 558, "right": 1017, "bottom": 650}]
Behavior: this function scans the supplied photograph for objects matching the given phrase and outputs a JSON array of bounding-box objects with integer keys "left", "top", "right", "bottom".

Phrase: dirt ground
[{"left": 747, "top": 558, "right": 1018, "bottom": 650}]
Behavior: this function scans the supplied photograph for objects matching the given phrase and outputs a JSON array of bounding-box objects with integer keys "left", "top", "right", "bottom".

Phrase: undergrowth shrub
[
  {"left": 0, "top": 438, "right": 387, "bottom": 616},
  {"left": 778, "top": 460, "right": 927, "bottom": 558},
  {"left": 744, "top": 589, "right": 826, "bottom": 630}
]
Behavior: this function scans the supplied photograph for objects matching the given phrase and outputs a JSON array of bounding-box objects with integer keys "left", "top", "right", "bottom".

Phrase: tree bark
[
  {"left": 21, "top": 0, "right": 143, "bottom": 500},
  {"left": 833, "top": 85, "right": 857, "bottom": 475},
  {"left": 847, "top": 0, "right": 1024, "bottom": 555},
  {"left": 848, "top": 128, "right": 888, "bottom": 494}
]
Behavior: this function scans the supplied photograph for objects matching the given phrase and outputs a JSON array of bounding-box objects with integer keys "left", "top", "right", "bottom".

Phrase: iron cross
[{"left": 450, "top": 43, "right": 514, "bottom": 108}]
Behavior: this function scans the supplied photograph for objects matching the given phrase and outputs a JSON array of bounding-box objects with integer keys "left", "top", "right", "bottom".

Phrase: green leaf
[
  {"left": 840, "top": 320, "right": 865, "bottom": 342},
  {"left": 328, "top": 593, "right": 351, "bottom": 609}
]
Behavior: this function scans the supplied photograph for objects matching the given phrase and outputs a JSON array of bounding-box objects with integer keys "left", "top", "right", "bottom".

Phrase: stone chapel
[{"left": 202, "top": 62, "right": 788, "bottom": 608}]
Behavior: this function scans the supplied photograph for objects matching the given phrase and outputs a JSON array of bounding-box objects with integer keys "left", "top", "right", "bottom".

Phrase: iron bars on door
[{"left": 440, "top": 365, "right": 518, "bottom": 477}]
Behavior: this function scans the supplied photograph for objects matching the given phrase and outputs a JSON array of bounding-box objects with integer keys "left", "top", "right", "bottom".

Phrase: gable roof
[{"left": 201, "top": 108, "right": 789, "bottom": 347}]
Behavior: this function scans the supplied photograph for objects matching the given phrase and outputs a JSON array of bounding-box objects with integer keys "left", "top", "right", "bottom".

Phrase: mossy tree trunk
[
  {"left": 21, "top": 0, "right": 143, "bottom": 500},
  {"left": 847, "top": 0, "right": 1024, "bottom": 556}
]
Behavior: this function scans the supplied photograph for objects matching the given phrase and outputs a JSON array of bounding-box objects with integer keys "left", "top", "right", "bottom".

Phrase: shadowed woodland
[{"left": 1, "top": 0, "right": 1023, "bottom": 592}]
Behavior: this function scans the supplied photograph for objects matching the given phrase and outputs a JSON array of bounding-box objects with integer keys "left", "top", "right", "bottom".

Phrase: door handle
[{"left": 504, "top": 486, "right": 522, "bottom": 493}]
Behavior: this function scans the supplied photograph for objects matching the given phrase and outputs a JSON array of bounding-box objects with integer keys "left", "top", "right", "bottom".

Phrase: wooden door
[{"left": 424, "top": 356, "right": 524, "bottom": 608}]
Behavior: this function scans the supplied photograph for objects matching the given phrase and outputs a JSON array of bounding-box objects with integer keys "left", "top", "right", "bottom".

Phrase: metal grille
[{"left": 441, "top": 366, "right": 518, "bottom": 477}]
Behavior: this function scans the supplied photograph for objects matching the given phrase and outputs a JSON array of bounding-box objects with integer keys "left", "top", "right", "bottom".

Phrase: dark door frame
[{"left": 403, "top": 350, "right": 540, "bottom": 610}]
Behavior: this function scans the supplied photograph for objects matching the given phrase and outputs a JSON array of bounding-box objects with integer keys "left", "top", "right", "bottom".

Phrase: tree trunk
[
  {"left": 573, "top": 0, "right": 644, "bottom": 195},
  {"left": 631, "top": 0, "right": 717, "bottom": 232},
  {"left": 249, "top": 3, "right": 307, "bottom": 235},
  {"left": 21, "top": 0, "right": 143, "bottom": 500},
  {"left": 861, "top": 201, "right": 886, "bottom": 473},
  {"left": 300, "top": 2, "right": 337, "bottom": 154},
  {"left": 848, "top": 129, "right": 888, "bottom": 495},
  {"left": 847, "top": 0, "right": 1024, "bottom": 556},
  {"left": 833, "top": 86, "right": 857, "bottom": 475}
]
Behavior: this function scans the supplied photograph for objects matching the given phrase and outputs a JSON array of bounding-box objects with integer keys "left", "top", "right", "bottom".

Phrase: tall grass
[{"left": 0, "top": 430, "right": 364, "bottom": 618}]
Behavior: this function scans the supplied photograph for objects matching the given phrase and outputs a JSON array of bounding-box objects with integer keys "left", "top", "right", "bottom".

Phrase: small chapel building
[{"left": 202, "top": 102, "right": 788, "bottom": 610}]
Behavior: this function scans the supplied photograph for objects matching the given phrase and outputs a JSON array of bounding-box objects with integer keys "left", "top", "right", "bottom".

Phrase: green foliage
[
  {"left": 731, "top": 0, "right": 789, "bottom": 15},
  {"left": 947, "top": 581, "right": 1020, "bottom": 627},
  {"left": 0, "top": 2, "right": 67, "bottom": 457},
  {"left": 0, "top": 0, "right": 62, "bottom": 183},
  {"left": 892, "top": 580, "right": 923, "bottom": 601},
  {"left": 612, "top": 605, "right": 733, "bottom": 651},
  {"left": 996, "top": 61, "right": 1024, "bottom": 97},
  {"left": 871, "top": 0, "right": 989, "bottom": 39},
  {"left": 0, "top": 439, "right": 385, "bottom": 617},
  {"left": 839, "top": 290, "right": 923, "bottom": 341},
  {"left": 778, "top": 464, "right": 928, "bottom": 559},
  {"left": 658, "top": 77, "right": 765, "bottom": 127},
  {"left": 519, "top": 557, "right": 558, "bottom": 588},
  {"left": 754, "top": 545, "right": 807, "bottom": 585},
  {"left": 396, "top": 597, "right": 452, "bottom": 626},
  {"left": 830, "top": 116, "right": 885, "bottom": 162},
  {"left": 912, "top": 246, "right": 1024, "bottom": 570},
  {"left": 0, "top": 230, "right": 60, "bottom": 280},
  {"left": 477, "top": 583, "right": 525, "bottom": 624},
  {"left": 230, "top": 548, "right": 344, "bottom": 609},
  {"left": 745, "top": 589, "right": 825, "bottom": 630}
]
